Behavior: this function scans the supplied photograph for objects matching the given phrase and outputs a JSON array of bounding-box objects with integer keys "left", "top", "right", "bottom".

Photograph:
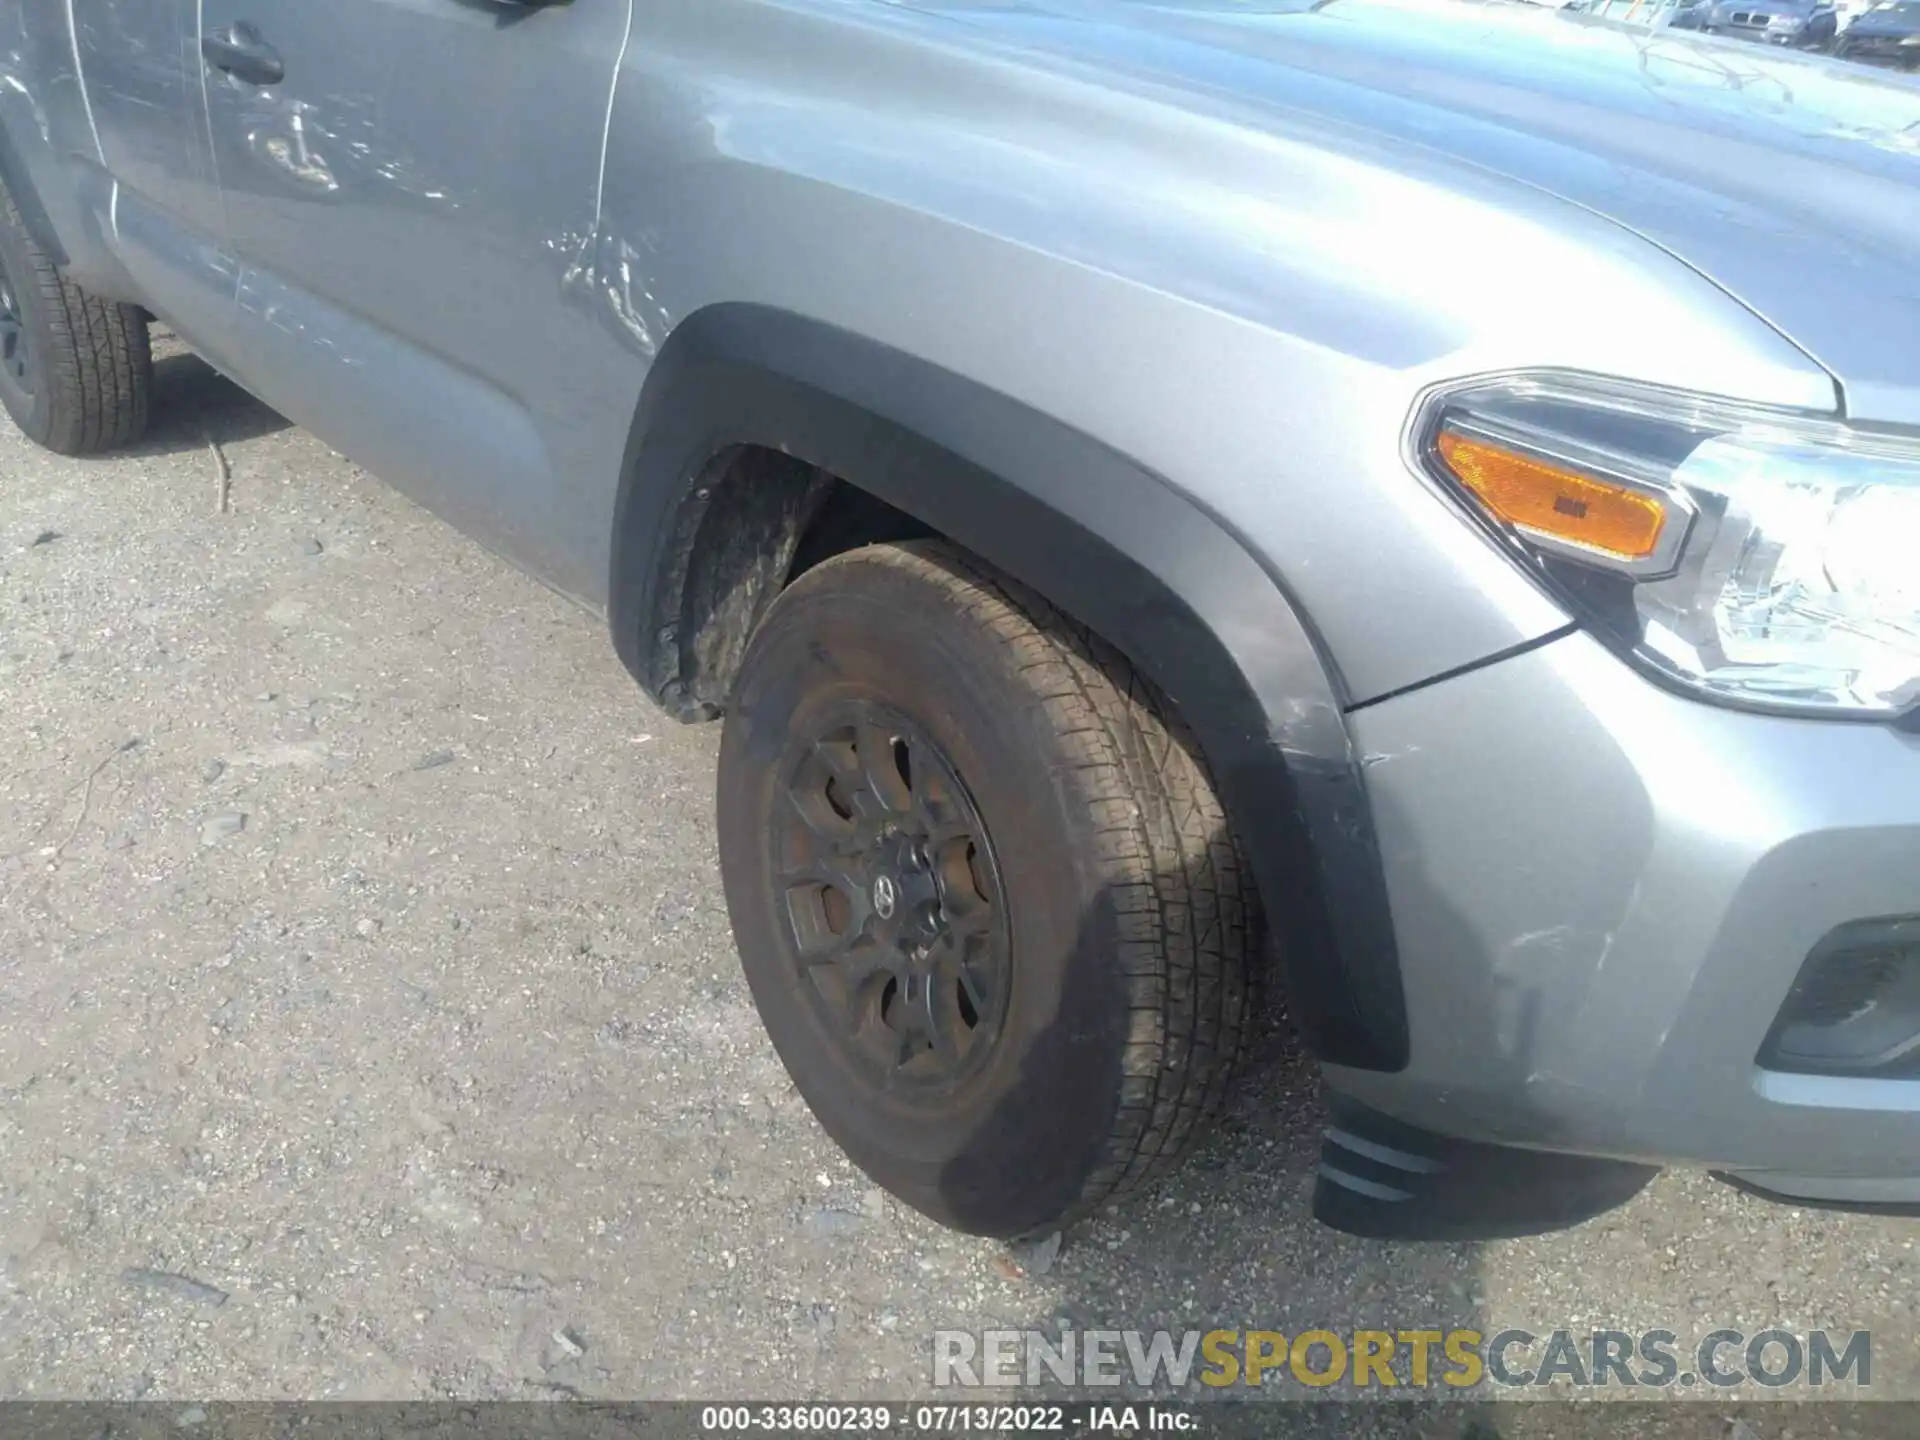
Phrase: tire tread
[{"left": 821, "top": 540, "right": 1263, "bottom": 1227}]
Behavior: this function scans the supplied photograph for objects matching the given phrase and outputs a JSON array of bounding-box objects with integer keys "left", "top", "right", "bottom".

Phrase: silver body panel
[
  {"left": 16, "top": 0, "right": 1920, "bottom": 1194},
  {"left": 1343, "top": 632, "right": 1920, "bottom": 1175}
]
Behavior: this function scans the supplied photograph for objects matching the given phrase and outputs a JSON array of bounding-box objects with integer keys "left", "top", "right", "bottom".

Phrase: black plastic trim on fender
[
  {"left": 1316, "top": 1095, "right": 1660, "bottom": 1240},
  {"left": 0, "top": 118, "right": 142, "bottom": 304},
  {"left": 1712, "top": 1171, "right": 1920, "bottom": 1218},
  {"left": 0, "top": 123, "right": 65, "bottom": 266},
  {"left": 609, "top": 303, "right": 1408, "bottom": 1071}
]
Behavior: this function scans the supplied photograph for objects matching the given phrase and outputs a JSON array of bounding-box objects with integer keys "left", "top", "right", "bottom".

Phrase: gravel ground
[{"left": 0, "top": 343, "right": 1914, "bottom": 1417}]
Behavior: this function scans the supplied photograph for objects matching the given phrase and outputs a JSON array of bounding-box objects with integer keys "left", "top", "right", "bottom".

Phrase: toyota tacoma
[{"left": 3, "top": 0, "right": 1918, "bottom": 1241}]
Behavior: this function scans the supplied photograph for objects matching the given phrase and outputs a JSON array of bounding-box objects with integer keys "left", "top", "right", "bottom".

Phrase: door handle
[{"left": 202, "top": 22, "right": 285, "bottom": 86}]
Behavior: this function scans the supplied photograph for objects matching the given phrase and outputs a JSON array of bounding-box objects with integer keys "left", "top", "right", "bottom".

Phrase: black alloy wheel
[
  {"left": 718, "top": 540, "right": 1261, "bottom": 1238},
  {"left": 774, "top": 704, "right": 1011, "bottom": 1094}
]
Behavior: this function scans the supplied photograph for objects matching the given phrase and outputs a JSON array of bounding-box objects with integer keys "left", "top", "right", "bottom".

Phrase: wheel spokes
[
  {"left": 0, "top": 311, "right": 27, "bottom": 385},
  {"left": 774, "top": 701, "right": 1009, "bottom": 1092},
  {"left": 856, "top": 721, "right": 914, "bottom": 816},
  {"left": 950, "top": 951, "right": 993, "bottom": 1026},
  {"left": 777, "top": 854, "right": 869, "bottom": 901}
]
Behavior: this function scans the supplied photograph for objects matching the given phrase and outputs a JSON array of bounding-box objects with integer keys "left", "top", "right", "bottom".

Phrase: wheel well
[
  {"left": 787, "top": 475, "right": 937, "bottom": 582},
  {"left": 607, "top": 302, "right": 1407, "bottom": 1070},
  {"left": 650, "top": 444, "right": 937, "bottom": 721}
]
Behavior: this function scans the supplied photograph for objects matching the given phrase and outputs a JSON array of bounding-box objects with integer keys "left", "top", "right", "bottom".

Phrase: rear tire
[
  {"left": 0, "top": 174, "right": 152, "bottom": 455},
  {"left": 717, "top": 540, "right": 1262, "bottom": 1238}
]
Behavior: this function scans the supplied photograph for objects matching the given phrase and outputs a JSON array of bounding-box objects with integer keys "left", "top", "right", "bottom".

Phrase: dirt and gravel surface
[{"left": 1, "top": 341, "right": 1915, "bottom": 1421}]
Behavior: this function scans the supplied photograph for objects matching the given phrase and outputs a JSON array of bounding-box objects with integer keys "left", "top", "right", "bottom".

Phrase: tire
[
  {"left": 717, "top": 539, "right": 1261, "bottom": 1238},
  {"left": 0, "top": 174, "right": 151, "bottom": 455}
]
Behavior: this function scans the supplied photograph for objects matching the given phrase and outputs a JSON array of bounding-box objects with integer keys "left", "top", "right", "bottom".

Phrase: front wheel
[
  {"left": 717, "top": 540, "right": 1262, "bottom": 1238},
  {"left": 0, "top": 173, "right": 151, "bottom": 454}
]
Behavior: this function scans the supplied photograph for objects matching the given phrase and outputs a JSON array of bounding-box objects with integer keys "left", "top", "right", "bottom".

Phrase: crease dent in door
[{"left": 202, "top": 0, "right": 645, "bottom": 603}]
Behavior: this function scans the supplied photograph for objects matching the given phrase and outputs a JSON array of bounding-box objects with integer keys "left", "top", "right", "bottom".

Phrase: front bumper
[
  {"left": 1839, "top": 38, "right": 1920, "bottom": 65},
  {"left": 1708, "top": 20, "right": 1815, "bottom": 40},
  {"left": 1327, "top": 629, "right": 1920, "bottom": 1200}
]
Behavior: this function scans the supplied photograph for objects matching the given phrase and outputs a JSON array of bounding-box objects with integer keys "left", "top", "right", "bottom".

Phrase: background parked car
[
  {"left": 1568, "top": 0, "right": 1714, "bottom": 28},
  {"left": 1835, "top": 0, "right": 1920, "bottom": 64},
  {"left": 1704, "top": 0, "right": 1842, "bottom": 45}
]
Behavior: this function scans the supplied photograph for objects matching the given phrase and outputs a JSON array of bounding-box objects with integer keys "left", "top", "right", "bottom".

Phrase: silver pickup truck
[{"left": 4, "top": 0, "right": 1918, "bottom": 1243}]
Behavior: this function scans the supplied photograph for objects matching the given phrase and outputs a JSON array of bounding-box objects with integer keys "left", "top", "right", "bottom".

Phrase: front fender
[
  {"left": 609, "top": 303, "right": 1410, "bottom": 1072},
  {"left": 0, "top": 5, "right": 141, "bottom": 303}
]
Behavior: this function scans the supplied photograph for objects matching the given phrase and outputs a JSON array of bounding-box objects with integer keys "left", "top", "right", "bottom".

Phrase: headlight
[{"left": 1415, "top": 375, "right": 1920, "bottom": 720}]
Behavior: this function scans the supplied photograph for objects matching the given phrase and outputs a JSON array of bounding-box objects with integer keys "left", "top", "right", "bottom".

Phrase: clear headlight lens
[{"left": 1418, "top": 377, "right": 1920, "bottom": 719}]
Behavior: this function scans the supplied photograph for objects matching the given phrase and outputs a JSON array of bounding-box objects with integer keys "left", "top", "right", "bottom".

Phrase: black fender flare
[
  {"left": 608, "top": 303, "right": 1408, "bottom": 1072},
  {"left": 0, "top": 112, "right": 140, "bottom": 302},
  {"left": 0, "top": 117, "right": 68, "bottom": 266}
]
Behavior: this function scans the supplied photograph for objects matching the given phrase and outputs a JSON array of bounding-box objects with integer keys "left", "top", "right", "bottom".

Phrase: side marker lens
[{"left": 1437, "top": 429, "right": 1668, "bottom": 561}]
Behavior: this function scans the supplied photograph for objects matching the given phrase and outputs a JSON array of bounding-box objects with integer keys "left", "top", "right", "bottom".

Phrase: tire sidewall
[{"left": 718, "top": 554, "right": 1139, "bottom": 1236}]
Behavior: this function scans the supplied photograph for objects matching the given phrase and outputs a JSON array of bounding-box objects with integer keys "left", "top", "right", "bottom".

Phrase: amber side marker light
[{"left": 1436, "top": 427, "right": 1669, "bottom": 562}]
